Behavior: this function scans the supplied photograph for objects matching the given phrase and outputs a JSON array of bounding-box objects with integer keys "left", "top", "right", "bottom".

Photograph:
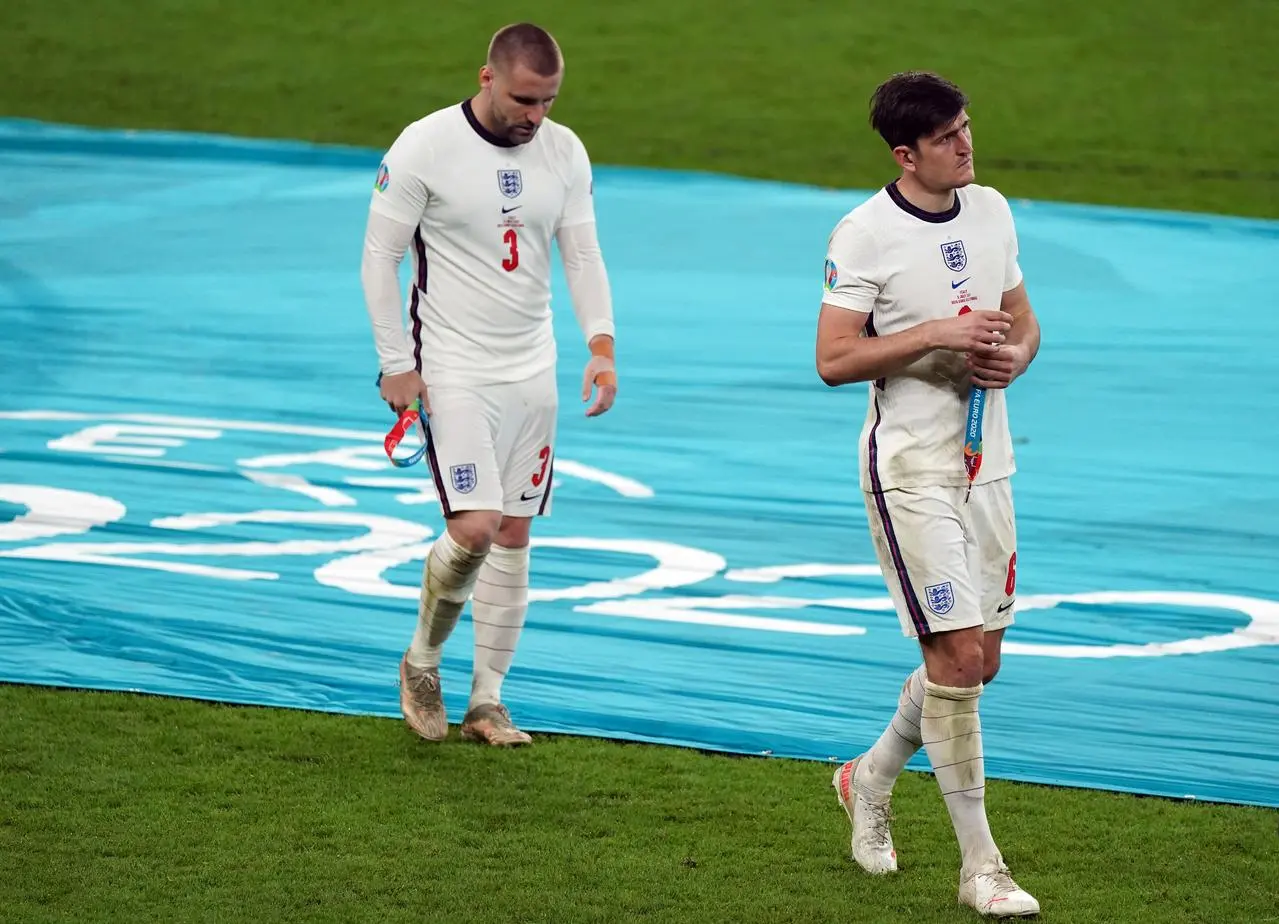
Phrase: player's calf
[
  {"left": 858, "top": 664, "right": 927, "bottom": 796},
  {"left": 470, "top": 541, "right": 530, "bottom": 712},
  {"left": 921, "top": 679, "right": 1000, "bottom": 874},
  {"left": 832, "top": 664, "right": 927, "bottom": 873},
  {"left": 467, "top": 519, "right": 535, "bottom": 745},
  {"left": 406, "top": 528, "right": 489, "bottom": 671},
  {"left": 400, "top": 526, "right": 491, "bottom": 741}
]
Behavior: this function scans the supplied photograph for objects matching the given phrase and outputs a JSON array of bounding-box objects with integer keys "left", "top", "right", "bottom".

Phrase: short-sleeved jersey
[
  {"left": 369, "top": 100, "right": 597, "bottom": 386},
  {"left": 822, "top": 182, "right": 1023, "bottom": 492}
]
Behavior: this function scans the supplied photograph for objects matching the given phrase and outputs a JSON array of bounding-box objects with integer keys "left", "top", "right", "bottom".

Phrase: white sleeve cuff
[
  {"left": 556, "top": 221, "right": 615, "bottom": 343},
  {"left": 360, "top": 210, "right": 419, "bottom": 374}
]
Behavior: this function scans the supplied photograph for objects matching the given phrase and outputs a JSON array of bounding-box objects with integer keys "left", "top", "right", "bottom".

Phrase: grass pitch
[{"left": 2, "top": 1, "right": 1277, "bottom": 921}]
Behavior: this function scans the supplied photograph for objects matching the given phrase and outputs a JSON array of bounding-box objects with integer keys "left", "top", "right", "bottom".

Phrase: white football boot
[
  {"left": 832, "top": 755, "right": 897, "bottom": 874},
  {"left": 959, "top": 861, "right": 1041, "bottom": 917}
]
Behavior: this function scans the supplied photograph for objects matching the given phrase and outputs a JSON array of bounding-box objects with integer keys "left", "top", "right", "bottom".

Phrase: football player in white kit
[
  {"left": 359, "top": 23, "right": 617, "bottom": 747},
  {"left": 815, "top": 72, "right": 1042, "bottom": 917}
]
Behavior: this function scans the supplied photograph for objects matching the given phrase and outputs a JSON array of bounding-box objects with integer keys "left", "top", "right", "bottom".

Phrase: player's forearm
[
  {"left": 818, "top": 322, "right": 940, "bottom": 386},
  {"left": 558, "top": 222, "right": 615, "bottom": 343},
  {"left": 360, "top": 214, "right": 417, "bottom": 375},
  {"left": 1006, "top": 309, "right": 1041, "bottom": 366},
  {"left": 568, "top": 263, "right": 615, "bottom": 342},
  {"left": 361, "top": 261, "right": 417, "bottom": 374}
]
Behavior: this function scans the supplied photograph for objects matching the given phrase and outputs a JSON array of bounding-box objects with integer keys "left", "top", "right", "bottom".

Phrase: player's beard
[
  {"left": 485, "top": 100, "right": 536, "bottom": 144},
  {"left": 504, "top": 118, "right": 538, "bottom": 144}
]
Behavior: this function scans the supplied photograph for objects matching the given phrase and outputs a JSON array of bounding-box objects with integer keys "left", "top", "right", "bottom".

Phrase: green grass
[
  {"left": 2, "top": 686, "right": 1276, "bottom": 924},
  {"left": 3, "top": 0, "right": 1278, "bottom": 217},
  {"left": 3, "top": 2, "right": 1279, "bottom": 921}
]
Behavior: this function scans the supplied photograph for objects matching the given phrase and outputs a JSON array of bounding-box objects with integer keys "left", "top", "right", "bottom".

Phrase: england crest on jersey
[
  {"left": 925, "top": 581, "right": 955, "bottom": 615},
  {"left": 940, "top": 240, "right": 967, "bottom": 272},
  {"left": 450, "top": 463, "right": 477, "bottom": 494},
  {"left": 497, "top": 169, "right": 522, "bottom": 199}
]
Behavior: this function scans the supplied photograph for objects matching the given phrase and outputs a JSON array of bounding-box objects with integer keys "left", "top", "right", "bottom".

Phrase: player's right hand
[
  {"left": 932, "top": 310, "right": 1014, "bottom": 353},
  {"left": 379, "top": 370, "right": 430, "bottom": 416}
]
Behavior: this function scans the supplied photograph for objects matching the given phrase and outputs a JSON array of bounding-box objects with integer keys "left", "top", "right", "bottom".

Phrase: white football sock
[
  {"left": 406, "top": 530, "right": 487, "bottom": 671},
  {"left": 468, "top": 543, "right": 530, "bottom": 710},
  {"left": 921, "top": 680, "right": 1001, "bottom": 876},
  {"left": 859, "top": 664, "right": 927, "bottom": 795}
]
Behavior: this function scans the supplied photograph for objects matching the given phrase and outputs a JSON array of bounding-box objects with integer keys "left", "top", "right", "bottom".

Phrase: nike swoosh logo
[
  {"left": 502, "top": 206, "right": 522, "bottom": 214},
  {"left": 519, "top": 490, "right": 543, "bottom": 502},
  {"left": 996, "top": 600, "right": 1015, "bottom": 613},
  {"left": 951, "top": 277, "right": 970, "bottom": 289}
]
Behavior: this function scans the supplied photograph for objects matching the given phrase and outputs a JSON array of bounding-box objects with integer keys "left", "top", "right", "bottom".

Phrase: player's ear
[
  {"left": 479, "top": 64, "right": 495, "bottom": 91},
  {"left": 892, "top": 144, "right": 916, "bottom": 173}
]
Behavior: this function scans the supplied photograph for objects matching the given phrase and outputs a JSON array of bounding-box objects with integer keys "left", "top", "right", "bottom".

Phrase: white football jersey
[
  {"left": 822, "top": 182, "right": 1023, "bottom": 492},
  {"left": 369, "top": 100, "right": 597, "bottom": 386}
]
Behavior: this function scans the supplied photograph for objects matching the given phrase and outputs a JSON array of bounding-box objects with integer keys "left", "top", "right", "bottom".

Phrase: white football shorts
[
  {"left": 422, "top": 366, "right": 558, "bottom": 518},
  {"left": 863, "top": 478, "right": 1018, "bottom": 638}
]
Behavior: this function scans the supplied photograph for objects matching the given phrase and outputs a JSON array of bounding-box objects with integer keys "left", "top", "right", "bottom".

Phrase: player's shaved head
[
  {"left": 474, "top": 24, "right": 564, "bottom": 145},
  {"left": 487, "top": 22, "right": 563, "bottom": 77},
  {"left": 870, "top": 71, "right": 969, "bottom": 150}
]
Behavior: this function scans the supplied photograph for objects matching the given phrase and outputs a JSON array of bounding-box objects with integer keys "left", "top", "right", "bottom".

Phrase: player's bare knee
[
  {"left": 981, "top": 628, "right": 1005, "bottom": 685},
  {"left": 920, "top": 627, "right": 986, "bottom": 688},
  {"left": 445, "top": 510, "right": 502, "bottom": 555},
  {"left": 495, "top": 515, "right": 532, "bottom": 550},
  {"left": 981, "top": 642, "right": 1002, "bottom": 684}
]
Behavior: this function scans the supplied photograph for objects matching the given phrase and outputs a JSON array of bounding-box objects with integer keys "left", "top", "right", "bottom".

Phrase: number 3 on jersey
[{"left": 502, "top": 229, "right": 519, "bottom": 272}]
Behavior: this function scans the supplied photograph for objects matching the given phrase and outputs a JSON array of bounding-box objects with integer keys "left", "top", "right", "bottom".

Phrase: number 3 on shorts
[
  {"left": 502, "top": 229, "right": 519, "bottom": 272},
  {"left": 532, "top": 445, "right": 550, "bottom": 487}
]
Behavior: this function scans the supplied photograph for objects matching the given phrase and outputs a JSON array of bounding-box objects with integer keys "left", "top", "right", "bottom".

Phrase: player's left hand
[
  {"left": 967, "top": 342, "right": 1029, "bottom": 389},
  {"left": 581, "top": 354, "right": 617, "bottom": 417}
]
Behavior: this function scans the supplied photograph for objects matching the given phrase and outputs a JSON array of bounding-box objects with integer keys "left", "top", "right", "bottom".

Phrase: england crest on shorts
[
  {"left": 925, "top": 581, "right": 955, "bottom": 615},
  {"left": 497, "top": 169, "right": 522, "bottom": 199},
  {"left": 940, "top": 240, "right": 967, "bottom": 272},
  {"left": 450, "top": 463, "right": 477, "bottom": 494}
]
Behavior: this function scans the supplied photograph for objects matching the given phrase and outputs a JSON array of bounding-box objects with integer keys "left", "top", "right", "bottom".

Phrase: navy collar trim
[
  {"left": 462, "top": 98, "right": 517, "bottom": 148},
  {"left": 886, "top": 181, "right": 961, "bottom": 223}
]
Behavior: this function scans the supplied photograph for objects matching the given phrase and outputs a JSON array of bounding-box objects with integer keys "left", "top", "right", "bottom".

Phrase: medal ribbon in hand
[
  {"left": 383, "top": 398, "right": 429, "bottom": 468},
  {"left": 958, "top": 306, "right": 986, "bottom": 503},
  {"left": 963, "top": 383, "right": 986, "bottom": 503}
]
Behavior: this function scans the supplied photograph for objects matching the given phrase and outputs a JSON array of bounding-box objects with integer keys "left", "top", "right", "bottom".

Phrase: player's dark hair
[
  {"left": 488, "top": 23, "right": 563, "bottom": 77},
  {"left": 869, "top": 72, "right": 969, "bottom": 149}
]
